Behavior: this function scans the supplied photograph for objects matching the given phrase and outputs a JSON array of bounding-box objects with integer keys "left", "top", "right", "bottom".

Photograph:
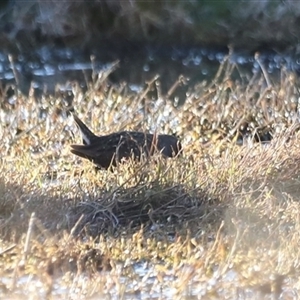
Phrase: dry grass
[{"left": 1, "top": 58, "right": 300, "bottom": 298}]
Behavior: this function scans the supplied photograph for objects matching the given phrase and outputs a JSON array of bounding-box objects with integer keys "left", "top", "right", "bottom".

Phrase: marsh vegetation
[{"left": 1, "top": 57, "right": 300, "bottom": 298}]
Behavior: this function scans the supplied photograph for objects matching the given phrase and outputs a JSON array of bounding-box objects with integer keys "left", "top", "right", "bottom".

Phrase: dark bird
[{"left": 70, "top": 114, "right": 182, "bottom": 169}]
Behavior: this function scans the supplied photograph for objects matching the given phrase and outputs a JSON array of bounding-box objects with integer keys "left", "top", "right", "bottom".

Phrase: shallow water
[
  {"left": 1, "top": 265, "right": 296, "bottom": 299},
  {"left": 0, "top": 45, "right": 298, "bottom": 102}
]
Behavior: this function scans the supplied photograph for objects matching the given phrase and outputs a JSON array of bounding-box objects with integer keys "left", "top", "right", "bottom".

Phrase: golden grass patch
[{"left": 1, "top": 60, "right": 300, "bottom": 297}]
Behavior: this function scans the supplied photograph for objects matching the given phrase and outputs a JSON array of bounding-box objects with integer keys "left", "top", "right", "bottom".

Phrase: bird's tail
[{"left": 72, "top": 113, "right": 98, "bottom": 145}]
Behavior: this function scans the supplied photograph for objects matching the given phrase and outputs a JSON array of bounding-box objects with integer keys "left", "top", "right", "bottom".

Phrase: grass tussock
[{"left": 1, "top": 58, "right": 300, "bottom": 297}]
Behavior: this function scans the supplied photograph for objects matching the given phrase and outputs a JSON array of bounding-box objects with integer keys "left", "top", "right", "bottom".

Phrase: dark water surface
[{"left": 0, "top": 45, "right": 298, "bottom": 102}]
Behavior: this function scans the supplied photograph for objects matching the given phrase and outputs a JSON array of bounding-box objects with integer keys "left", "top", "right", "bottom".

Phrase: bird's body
[{"left": 71, "top": 114, "right": 182, "bottom": 169}]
